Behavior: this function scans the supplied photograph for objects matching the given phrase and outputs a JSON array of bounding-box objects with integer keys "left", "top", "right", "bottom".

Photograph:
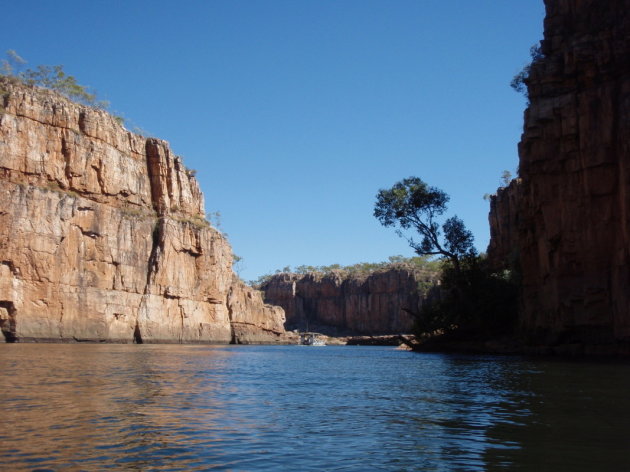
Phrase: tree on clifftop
[{"left": 374, "top": 176, "right": 475, "bottom": 273}]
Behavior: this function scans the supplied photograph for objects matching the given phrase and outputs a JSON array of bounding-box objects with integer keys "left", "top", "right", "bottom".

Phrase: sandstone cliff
[
  {"left": 0, "top": 79, "right": 287, "bottom": 343},
  {"left": 488, "top": 0, "right": 630, "bottom": 354},
  {"left": 261, "top": 268, "right": 438, "bottom": 335}
]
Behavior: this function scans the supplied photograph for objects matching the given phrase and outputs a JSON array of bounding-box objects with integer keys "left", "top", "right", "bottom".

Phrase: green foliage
[
  {"left": 44, "top": 181, "right": 79, "bottom": 199},
  {"left": 177, "top": 214, "right": 210, "bottom": 229},
  {"left": 374, "top": 178, "right": 518, "bottom": 340},
  {"left": 111, "top": 112, "right": 150, "bottom": 135},
  {"left": 233, "top": 254, "right": 244, "bottom": 276},
  {"left": 250, "top": 273, "right": 274, "bottom": 287},
  {"left": 374, "top": 176, "right": 475, "bottom": 271},
  {"left": 249, "top": 255, "right": 442, "bottom": 288},
  {"left": 0, "top": 50, "right": 123, "bottom": 122},
  {"left": 483, "top": 170, "right": 514, "bottom": 201},
  {"left": 204, "top": 210, "right": 230, "bottom": 236},
  {"left": 207, "top": 211, "right": 222, "bottom": 230},
  {"left": 414, "top": 255, "right": 518, "bottom": 338},
  {"left": 19, "top": 65, "right": 107, "bottom": 108},
  {"left": 511, "top": 43, "right": 544, "bottom": 98},
  {"left": 1, "top": 50, "right": 26, "bottom": 76}
]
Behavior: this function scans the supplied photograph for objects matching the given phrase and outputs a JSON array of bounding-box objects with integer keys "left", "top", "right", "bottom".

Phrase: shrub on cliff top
[
  {"left": 250, "top": 255, "right": 441, "bottom": 288},
  {"left": 510, "top": 43, "right": 544, "bottom": 98},
  {"left": 1, "top": 50, "right": 110, "bottom": 110}
]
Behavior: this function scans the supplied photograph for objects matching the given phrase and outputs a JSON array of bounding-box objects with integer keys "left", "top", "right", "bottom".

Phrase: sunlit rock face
[
  {"left": 0, "top": 79, "right": 286, "bottom": 343},
  {"left": 227, "top": 277, "right": 292, "bottom": 344},
  {"left": 261, "top": 269, "right": 438, "bottom": 335},
  {"left": 488, "top": 0, "right": 630, "bottom": 354}
]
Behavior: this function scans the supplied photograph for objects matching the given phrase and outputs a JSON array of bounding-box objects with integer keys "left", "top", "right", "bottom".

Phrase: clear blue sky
[{"left": 3, "top": 1, "right": 545, "bottom": 282}]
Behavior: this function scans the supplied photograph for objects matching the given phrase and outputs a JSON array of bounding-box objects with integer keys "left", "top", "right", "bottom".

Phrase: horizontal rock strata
[{"left": 0, "top": 79, "right": 286, "bottom": 343}]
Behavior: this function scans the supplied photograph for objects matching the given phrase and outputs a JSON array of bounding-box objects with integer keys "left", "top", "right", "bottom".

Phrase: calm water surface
[{"left": 1, "top": 344, "right": 629, "bottom": 471}]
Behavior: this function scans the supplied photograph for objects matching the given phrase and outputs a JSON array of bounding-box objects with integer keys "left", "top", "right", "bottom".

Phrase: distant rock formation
[
  {"left": 261, "top": 268, "right": 438, "bottom": 335},
  {"left": 0, "top": 79, "right": 288, "bottom": 343},
  {"left": 488, "top": 0, "right": 630, "bottom": 354}
]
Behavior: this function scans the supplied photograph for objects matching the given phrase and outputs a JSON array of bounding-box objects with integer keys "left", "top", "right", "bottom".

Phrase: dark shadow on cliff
[{"left": 0, "top": 301, "right": 17, "bottom": 343}]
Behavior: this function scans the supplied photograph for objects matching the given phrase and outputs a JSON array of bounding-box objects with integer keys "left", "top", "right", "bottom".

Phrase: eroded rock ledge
[{"left": 0, "top": 79, "right": 288, "bottom": 344}]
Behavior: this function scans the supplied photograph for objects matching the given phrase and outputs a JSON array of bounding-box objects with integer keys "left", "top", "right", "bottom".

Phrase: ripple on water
[{"left": 1, "top": 345, "right": 630, "bottom": 471}]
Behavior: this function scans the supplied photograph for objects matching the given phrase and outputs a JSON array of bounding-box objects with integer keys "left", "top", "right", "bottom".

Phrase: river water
[{"left": 1, "top": 344, "right": 629, "bottom": 471}]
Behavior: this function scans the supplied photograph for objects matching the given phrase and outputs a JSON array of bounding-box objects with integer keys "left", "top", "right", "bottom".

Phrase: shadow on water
[
  {"left": 479, "top": 358, "right": 630, "bottom": 471},
  {"left": 401, "top": 354, "right": 630, "bottom": 472},
  {"left": 0, "top": 345, "right": 629, "bottom": 471}
]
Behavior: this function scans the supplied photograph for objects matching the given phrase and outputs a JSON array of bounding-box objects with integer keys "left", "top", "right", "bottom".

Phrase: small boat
[{"left": 299, "top": 332, "right": 326, "bottom": 346}]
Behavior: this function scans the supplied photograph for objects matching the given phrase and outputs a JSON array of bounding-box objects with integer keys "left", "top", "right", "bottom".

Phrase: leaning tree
[{"left": 373, "top": 176, "right": 475, "bottom": 274}]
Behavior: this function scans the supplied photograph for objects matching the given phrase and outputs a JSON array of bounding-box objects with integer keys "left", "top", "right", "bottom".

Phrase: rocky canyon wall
[
  {"left": 261, "top": 269, "right": 438, "bottom": 335},
  {"left": 0, "top": 79, "right": 287, "bottom": 343},
  {"left": 488, "top": 0, "right": 630, "bottom": 354}
]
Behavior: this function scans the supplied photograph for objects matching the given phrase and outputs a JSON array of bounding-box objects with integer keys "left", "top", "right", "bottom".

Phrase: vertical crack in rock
[
  {"left": 179, "top": 302, "right": 185, "bottom": 343},
  {"left": 78, "top": 111, "right": 87, "bottom": 134},
  {"left": 145, "top": 138, "right": 166, "bottom": 215},
  {"left": 145, "top": 218, "right": 165, "bottom": 291},
  {"left": 134, "top": 217, "right": 164, "bottom": 343},
  {"left": 226, "top": 286, "right": 237, "bottom": 344},
  {"left": 94, "top": 157, "right": 105, "bottom": 196},
  {"left": 58, "top": 299, "right": 64, "bottom": 339},
  {"left": 61, "top": 134, "right": 73, "bottom": 184},
  {"left": 133, "top": 322, "right": 143, "bottom": 344}
]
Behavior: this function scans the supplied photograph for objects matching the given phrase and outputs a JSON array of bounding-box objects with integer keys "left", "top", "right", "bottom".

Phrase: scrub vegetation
[
  {"left": 1, "top": 50, "right": 109, "bottom": 109},
  {"left": 510, "top": 43, "right": 544, "bottom": 99},
  {"left": 0, "top": 50, "right": 127, "bottom": 125},
  {"left": 250, "top": 255, "right": 441, "bottom": 288}
]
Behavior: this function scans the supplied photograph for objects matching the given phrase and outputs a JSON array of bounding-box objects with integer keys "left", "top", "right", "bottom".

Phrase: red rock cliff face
[
  {"left": 0, "top": 79, "right": 287, "bottom": 343},
  {"left": 261, "top": 269, "right": 438, "bottom": 335},
  {"left": 488, "top": 0, "right": 630, "bottom": 352}
]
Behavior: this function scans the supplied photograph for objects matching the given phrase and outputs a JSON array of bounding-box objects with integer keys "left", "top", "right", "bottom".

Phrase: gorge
[
  {"left": 261, "top": 266, "right": 439, "bottom": 336},
  {"left": 2, "top": 0, "right": 629, "bottom": 354}
]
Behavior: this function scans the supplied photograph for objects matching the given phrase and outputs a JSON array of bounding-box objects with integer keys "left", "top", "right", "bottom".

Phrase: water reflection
[
  {"left": 1, "top": 345, "right": 629, "bottom": 471},
  {"left": 481, "top": 359, "right": 630, "bottom": 471},
  {"left": 0, "top": 345, "right": 236, "bottom": 470}
]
